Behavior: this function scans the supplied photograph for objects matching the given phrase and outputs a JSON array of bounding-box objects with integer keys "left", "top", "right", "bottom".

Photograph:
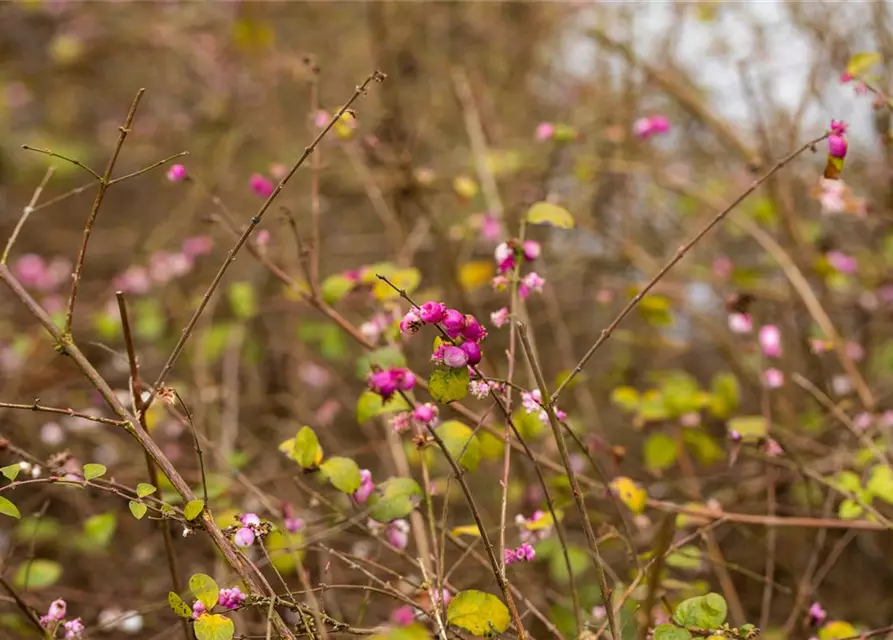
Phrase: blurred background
[{"left": 2, "top": 1, "right": 893, "bottom": 639}]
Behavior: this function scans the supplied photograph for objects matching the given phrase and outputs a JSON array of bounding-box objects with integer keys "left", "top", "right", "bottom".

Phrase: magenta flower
[
  {"left": 462, "top": 315, "right": 488, "bottom": 342},
  {"left": 807, "top": 602, "right": 827, "bottom": 625},
  {"left": 418, "top": 301, "right": 447, "bottom": 324},
  {"left": 166, "top": 163, "right": 187, "bottom": 182},
  {"left": 826, "top": 250, "right": 857, "bottom": 274},
  {"left": 369, "top": 370, "right": 398, "bottom": 400},
  {"left": 240, "top": 513, "right": 261, "bottom": 527},
  {"left": 191, "top": 600, "right": 206, "bottom": 619},
  {"left": 494, "top": 242, "right": 516, "bottom": 274},
  {"left": 218, "top": 587, "right": 247, "bottom": 610},
  {"left": 313, "top": 110, "right": 330, "bottom": 128},
  {"left": 353, "top": 469, "right": 375, "bottom": 504},
  {"left": 535, "top": 122, "right": 555, "bottom": 141},
  {"left": 759, "top": 325, "right": 782, "bottom": 357},
  {"left": 399, "top": 309, "right": 423, "bottom": 335},
  {"left": 391, "top": 605, "right": 416, "bottom": 626},
  {"left": 442, "top": 309, "right": 467, "bottom": 338},
  {"left": 14, "top": 254, "right": 50, "bottom": 290},
  {"left": 412, "top": 403, "right": 438, "bottom": 425},
  {"left": 634, "top": 115, "right": 671, "bottom": 139},
  {"left": 391, "top": 412, "right": 412, "bottom": 434},
  {"left": 459, "top": 340, "right": 482, "bottom": 366},
  {"left": 828, "top": 120, "right": 848, "bottom": 159},
  {"left": 250, "top": 173, "right": 275, "bottom": 198}
]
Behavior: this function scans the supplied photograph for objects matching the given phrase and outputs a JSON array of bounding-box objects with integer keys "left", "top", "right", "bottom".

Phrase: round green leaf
[
  {"left": 129, "top": 501, "right": 148, "bottom": 520},
  {"left": 428, "top": 366, "right": 469, "bottom": 404},
  {"left": 643, "top": 433, "right": 680, "bottom": 473},
  {"left": 369, "top": 477, "right": 423, "bottom": 523},
  {"left": 184, "top": 500, "right": 205, "bottom": 521},
  {"left": 292, "top": 426, "right": 323, "bottom": 468},
  {"left": 867, "top": 464, "right": 893, "bottom": 505},
  {"left": 447, "top": 590, "right": 510, "bottom": 636},
  {"left": 266, "top": 529, "right": 306, "bottom": 575},
  {"left": 227, "top": 281, "right": 258, "bottom": 319},
  {"left": 189, "top": 573, "right": 220, "bottom": 611},
  {"left": 84, "top": 512, "right": 117, "bottom": 546},
  {"left": 434, "top": 421, "right": 481, "bottom": 472},
  {"left": 320, "top": 457, "right": 362, "bottom": 494},
  {"left": 194, "top": 613, "right": 235, "bottom": 640},
  {"left": 356, "top": 390, "right": 410, "bottom": 424},
  {"left": 0, "top": 496, "right": 21, "bottom": 519},
  {"left": 136, "top": 483, "right": 157, "bottom": 498},
  {"left": 83, "top": 463, "right": 107, "bottom": 481},
  {"left": 14, "top": 559, "right": 62, "bottom": 589},
  {"left": 838, "top": 499, "right": 864, "bottom": 520},
  {"left": 672, "top": 593, "right": 727, "bottom": 630},
  {"left": 168, "top": 591, "right": 192, "bottom": 619},
  {"left": 321, "top": 274, "right": 357, "bottom": 305},
  {"left": 654, "top": 624, "right": 693, "bottom": 640},
  {"left": 525, "top": 201, "right": 575, "bottom": 229}
]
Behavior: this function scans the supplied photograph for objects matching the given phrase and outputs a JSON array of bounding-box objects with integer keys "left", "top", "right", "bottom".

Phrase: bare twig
[
  {"left": 2, "top": 167, "right": 55, "bottom": 264},
  {"left": 65, "top": 88, "right": 146, "bottom": 335}
]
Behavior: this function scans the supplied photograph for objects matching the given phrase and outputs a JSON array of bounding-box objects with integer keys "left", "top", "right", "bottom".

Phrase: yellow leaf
[
  {"left": 373, "top": 268, "right": 421, "bottom": 301},
  {"left": 450, "top": 524, "right": 482, "bottom": 537},
  {"left": 458, "top": 261, "right": 495, "bottom": 292},
  {"left": 611, "top": 476, "right": 648, "bottom": 514},
  {"left": 847, "top": 52, "right": 881, "bottom": 77},
  {"left": 526, "top": 201, "right": 575, "bottom": 229},
  {"left": 453, "top": 176, "right": 479, "bottom": 200}
]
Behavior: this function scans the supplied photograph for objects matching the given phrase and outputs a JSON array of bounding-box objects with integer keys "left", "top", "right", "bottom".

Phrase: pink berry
[
  {"left": 442, "top": 309, "right": 466, "bottom": 338},
  {"left": 442, "top": 346, "right": 469, "bottom": 369},
  {"left": 418, "top": 301, "right": 447, "bottom": 324},
  {"left": 459, "top": 341, "right": 482, "bottom": 366}
]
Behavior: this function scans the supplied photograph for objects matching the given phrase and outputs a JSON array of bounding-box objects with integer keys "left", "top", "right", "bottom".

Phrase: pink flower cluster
[
  {"left": 633, "top": 115, "right": 671, "bottom": 139},
  {"left": 757, "top": 325, "right": 784, "bottom": 389},
  {"left": 13, "top": 254, "right": 71, "bottom": 292},
  {"left": 233, "top": 513, "right": 261, "bottom": 548},
  {"left": 391, "top": 402, "right": 439, "bottom": 434},
  {"left": 491, "top": 240, "right": 544, "bottom": 301},
  {"left": 521, "top": 389, "right": 566, "bottom": 424},
  {"left": 504, "top": 542, "right": 536, "bottom": 565},
  {"left": 40, "top": 599, "right": 84, "bottom": 639},
  {"left": 113, "top": 236, "right": 213, "bottom": 294},
  {"left": 368, "top": 368, "right": 415, "bottom": 402},
  {"left": 400, "top": 301, "right": 489, "bottom": 370},
  {"left": 217, "top": 587, "right": 247, "bottom": 611}
]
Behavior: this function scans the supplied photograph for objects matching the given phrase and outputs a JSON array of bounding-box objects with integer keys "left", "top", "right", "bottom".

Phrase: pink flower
[
  {"left": 459, "top": 341, "right": 482, "bottom": 366},
  {"left": 462, "top": 315, "right": 488, "bottom": 342},
  {"left": 391, "top": 412, "right": 412, "bottom": 434},
  {"left": 218, "top": 587, "right": 247, "bottom": 610},
  {"left": 63, "top": 618, "right": 85, "bottom": 639},
  {"left": 535, "top": 122, "right": 555, "bottom": 141},
  {"left": 255, "top": 229, "right": 271, "bottom": 247},
  {"left": 192, "top": 600, "right": 207, "bottom": 619},
  {"left": 808, "top": 602, "right": 827, "bottom": 625},
  {"left": 412, "top": 403, "right": 438, "bottom": 425},
  {"left": 313, "top": 110, "right": 330, "bottom": 128},
  {"left": 442, "top": 345, "right": 469, "bottom": 369},
  {"left": 399, "top": 310, "right": 422, "bottom": 335},
  {"left": 166, "top": 163, "right": 187, "bottom": 182},
  {"left": 764, "top": 438, "right": 783, "bottom": 456},
  {"left": 469, "top": 379, "right": 491, "bottom": 399},
  {"left": 353, "top": 469, "right": 375, "bottom": 504},
  {"left": 233, "top": 526, "right": 255, "bottom": 547},
  {"left": 828, "top": 120, "right": 848, "bottom": 159},
  {"left": 240, "top": 513, "right": 261, "bottom": 527},
  {"left": 442, "top": 309, "right": 467, "bottom": 338},
  {"left": 369, "top": 370, "right": 398, "bottom": 400},
  {"left": 182, "top": 236, "right": 213, "bottom": 258},
  {"left": 490, "top": 307, "right": 510, "bottom": 328},
  {"left": 763, "top": 368, "right": 784, "bottom": 389},
  {"left": 14, "top": 254, "right": 50, "bottom": 290},
  {"left": 494, "top": 242, "right": 516, "bottom": 274},
  {"left": 519, "top": 272, "right": 545, "bottom": 298},
  {"left": 418, "top": 301, "right": 447, "bottom": 324},
  {"left": 840, "top": 72, "right": 854, "bottom": 84},
  {"left": 846, "top": 341, "right": 865, "bottom": 361},
  {"left": 759, "top": 325, "right": 782, "bottom": 357},
  {"left": 522, "top": 241, "right": 541, "bottom": 261},
  {"left": 149, "top": 251, "right": 193, "bottom": 284},
  {"left": 480, "top": 213, "right": 501, "bottom": 240},
  {"left": 634, "top": 115, "right": 671, "bottom": 139},
  {"left": 391, "top": 605, "right": 416, "bottom": 626},
  {"left": 250, "top": 173, "right": 274, "bottom": 198},
  {"left": 386, "top": 519, "right": 409, "bottom": 550},
  {"left": 47, "top": 599, "right": 67, "bottom": 621},
  {"left": 826, "top": 251, "right": 857, "bottom": 274}
]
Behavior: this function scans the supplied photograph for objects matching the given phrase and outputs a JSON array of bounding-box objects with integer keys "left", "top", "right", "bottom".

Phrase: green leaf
[
  {"left": 356, "top": 390, "right": 410, "bottom": 424},
  {"left": 369, "top": 477, "right": 423, "bottom": 523},
  {"left": 665, "top": 545, "right": 703, "bottom": 571},
  {"left": 129, "top": 501, "right": 148, "bottom": 520},
  {"left": 168, "top": 591, "right": 193, "bottom": 619},
  {"left": 672, "top": 593, "right": 728, "bottom": 629},
  {"left": 866, "top": 464, "right": 893, "bottom": 504},
  {"left": 292, "top": 426, "right": 324, "bottom": 468},
  {"left": 512, "top": 409, "right": 547, "bottom": 440},
  {"left": 184, "top": 500, "right": 205, "bottom": 521},
  {"left": 1, "top": 464, "right": 21, "bottom": 482},
  {"left": 227, "top": 281, "right": 258, "bottom": 319},
  {"left": 682, "top": 430, "right": 724, "bottom": 466},
  {"left": 726, "top": 415, "right": 767, "bottom": 442},
  {"left": 644, "top": 433, "right": 680, "bottom": 474},
  {"left": 834, "top": 470, "right": 862, "bottom": 493},
  {"left": 547, "top": 543, "right": 589, "bottom": 584},
  {"left": 428, "top": 366, "right": 470, "bottom": 404},
  {"left": 610, "top": 386, "right": 640, "bottom": 412},
  {"left": 654, "top": 624, "right": 693, "bottom": 640},
  {"left": 320, "top": 457, "right": 362, "bottom": 494},
  {"left": 434, "top": 420, "right": 481, "bottom": 472},
  {"left": 136, "top": 483, "right": 157, "bottom": 498},
  {"left": 447, "top": 590, "right": 511, "bottom": 636},
  {"left": 15, "top": 517, "right": 60, "bottom": 543},
  {"left": 525, "top": 201, "right": 575, "bottom": 229},
  {"left": 194, "top": 613, "right": 235, "bottom": 640},
  {"left": 14, "top": 559, "right": 62, "bottom": 589},
  {"left": 638, "top": 295, "right": 675, "bottom": 327},
  {"left": 189, "top": 573, "right": 220, "bottom": 611},
  {"left": 355, "top": 346, "right": 407, "bottom": 379},
  {"left": 373, "top": 267, "right": 422, "bottom": 300},
  {"left": 708, "top": 373, "right": 740, "bottom": 419},
  {"left": 320, "top": 274, "right": 356, "bottom": 305},
  {"left": 847, "top": 52, "right": 882, "bottom": 77},
  {"left": 0, "top": 496, "right": 21, "bottom": 519},
  {"left": 134, "top": 297, "right": 166, "bottom": 341},
  {"left": 84, "top": 512, "right": 116, "bottom": 546},
  {"left": 83, "top": 463, "right": 107, "bottom": 481},
  {"left": 266, "top": 529, "right": 306, "bottom": 575},
  {"left": 838, "top": 498, "right": 864, "bottom": 520}
]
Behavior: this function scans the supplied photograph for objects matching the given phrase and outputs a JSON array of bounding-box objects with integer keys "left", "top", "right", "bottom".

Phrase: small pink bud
[
  {"left": 413, "top": 403, "right": 438, "bottom": 425},
  {"left": 369, "top": 370, "right": 398, "bottom": 400},
  {"left": 234, "top": 526, "right": 255, "bottom": 547},
  {"left": 192, "top": 600, "right": 207, "bottom": 619},
  {"left": 47, "top": 599, "right": 67, "bottom": 621},
  {"left": 763, "top": 368, "right": 785, "bottom": 389},
  {"left": 249, "top": 173, "right": 275, "bottom": 198},
  {"left": 393, "top": 368, "right": 415, "bottom": 391},
  {"left": 759, "top": 325, "right": 782, "bottom": 357},
  {"left": 522, "top": 240, "right": 541, "bottom": 261},
  {"left": 728, "top": 313, "right": 752, "bottom": 333},
  {"left": 166, "top": 163, "right": 187, "bottom": 182},
  {"left": 808, "top": 602, "right": 827, "bottom": 625},
  {"left": 840, "top": 72, "right": 854, "bottom": 84},
  {"left": 535, "top": 122, "right": 555, "bottom": 141},
  {"left": 387, "top": 519, "right": 409, "bottom": 549},
  {"left": 353, "top": 469, "right": 375, "bottom": 504}
]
